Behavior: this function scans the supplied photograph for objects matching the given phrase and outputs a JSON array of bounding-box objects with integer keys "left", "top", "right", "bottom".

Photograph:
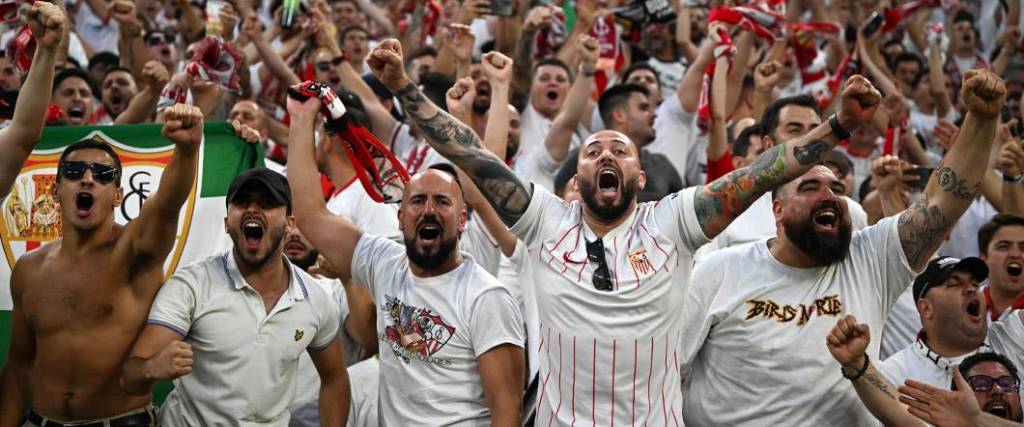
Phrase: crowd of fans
[{"left": 0, "top": 0, "right": 1024, "bottom": 425}]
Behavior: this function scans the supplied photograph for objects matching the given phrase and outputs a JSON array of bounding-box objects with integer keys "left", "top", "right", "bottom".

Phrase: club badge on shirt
[
  {"left": 383, "top": 295, "right": 455, "bottom": 367},
  {"left": 744, "top": 295, "right": 844, "bottom": 326},
  {"left": 294, "top": 330, "right": 304, "bottom": 341},
  {"left": 629, "top": 250, "right": 654, "bottom": 275}
]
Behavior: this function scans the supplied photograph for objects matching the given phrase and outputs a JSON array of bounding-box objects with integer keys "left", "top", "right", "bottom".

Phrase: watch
[{"left": 1004, "top": 172, "right": 1024, "bottom": 183}]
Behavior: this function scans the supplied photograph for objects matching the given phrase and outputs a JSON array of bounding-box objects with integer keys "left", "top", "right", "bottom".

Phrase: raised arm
[
  {"left": 897, "top": 70, "right": 1007, "bottom": 271},
  {"left": 369, "top": 39, "right": 531, "bottom": 227},
  {"left": 693, "top": 75, "right": 882, "bottom": 238},
  {"left": 826, "top": 315, "right": 925, "bottom": 427},
  {"left": 0, "top": 2, "right": 64, "bottom": 199},
  {"left": 927, "top": 40, "right": 953, "bottom": 119},
  {"left": 109, "top": 0, "right": 147, "bottom": 79},
  {"left": 678, "top": 40, "right": 713, "bottom": 113},
  {"left": 996, "top": 123, "right": 1024, "bottom": 215},
  {"left": 121, "top": 105, "right": 204, "bottom": 283},
  {"left": 544, "top": 34, "right": 598, "bottom": 163},
  {"left": 285, "top": 92, "right": 363, "bottom": 281},
  {"left": 707, "top": 26, "right": 732, "bottom": 163},
  {"left": 511, "top": 5, "right": 554, "bottom": 99},
  {"left": 114, "top": 61, "right": 170, "bottom": 124},
  {"left": 241, "top": 16, "right": 301, "bottom": 88}
]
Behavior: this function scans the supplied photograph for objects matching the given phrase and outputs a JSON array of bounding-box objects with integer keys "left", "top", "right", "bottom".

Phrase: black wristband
[
  {"left": 841, "top": 353, "right": 870, "bottom": 381},
  {"left": 1005, "top": 172, "right": 1024, "bottom": 183},
  {"left": 829, "top": 115, "right": 852, "bottom": 140}
]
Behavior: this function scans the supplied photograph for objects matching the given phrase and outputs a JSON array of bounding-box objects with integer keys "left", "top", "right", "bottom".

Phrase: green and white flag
[{"left": 0, "top": 122, "right": 263, "bottom": 368}]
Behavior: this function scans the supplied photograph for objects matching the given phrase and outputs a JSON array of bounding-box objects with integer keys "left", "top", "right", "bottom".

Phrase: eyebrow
[{"left": 585, "top": 138, "right": 630, "bottom": 147}]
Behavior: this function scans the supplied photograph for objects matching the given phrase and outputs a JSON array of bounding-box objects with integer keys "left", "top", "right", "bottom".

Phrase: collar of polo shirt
[{"left": 220, "top": 252, "right": 309, "bottom": 300}]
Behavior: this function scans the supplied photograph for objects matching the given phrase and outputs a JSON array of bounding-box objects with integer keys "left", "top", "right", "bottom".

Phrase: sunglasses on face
[
  {"left": 967, "top": 375, "right": 1021, "bottom": 393},
  {"left": 315, "top": 61, "right": 332, "bottom": 72},
  {"left": 586, "top": 239, "right": 613, "bottom": 291},
  {"left": 59, "top": 161, "right": 120, "bottom": 185},
  {"left": 145, "top": 35, "right": 169, "bottom": 46}
]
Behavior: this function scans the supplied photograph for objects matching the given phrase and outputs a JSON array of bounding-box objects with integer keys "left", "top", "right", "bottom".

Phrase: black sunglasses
[
  {"left": 59, "top": 161, "right": 120, "bottom": 185},
  {"left": 311, "top": 57, "right": 344, "bottom": 72},
  {"left": 145, "top": 35, "right": 169, "bottom": 46},
  {"left": 586, "top": 239, "right": 613, "bottom": 291},
  {"left": 967, "top": 375, "right": 1020, "bottom": 393}
]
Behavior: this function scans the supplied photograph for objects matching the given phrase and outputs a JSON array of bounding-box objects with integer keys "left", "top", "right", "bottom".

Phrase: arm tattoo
[
  {"left": 395, "top": 83, "right": 532, "bottom": 226},
  {"left": 898, "top": 193, "right": 951, "bottom": 268},
  {"left": 794, "top": 139, "right": 829, "bottom": 166},
  {"left": 936, "top": 166, "right": 979, "bottom": 201},
  {"left": 863, "top": 372, "right": 897, "bottom": 400},
  {"left": 694, "top": 143, "right": 786, "bottom": 236}
]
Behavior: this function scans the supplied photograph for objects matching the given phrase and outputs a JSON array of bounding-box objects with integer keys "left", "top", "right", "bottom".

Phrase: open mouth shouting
[
  {"left": 1007, "top": 261, "right": 1022, "bottom": 279},
  {"left": 242, "top": 217, "right": 266, "bottom": 250},
  {"left": 597, "top": 167, "right": 621, "bottom": 200},
  {"left": 416, "top": 218, "right": 443, "bottom": 246},
  {"left": 965, "top": 295, "right": 983, "bottom": 322},
  {"left": 984, "top": 397, "right": 1012, "bottom": 419},
  {"left": 75, "top": 192, "right": 94, "bottom": 218},
  {"left": 812, "top": 203, "right": 841, "bottom": 233},
  {"left": 67, "top": 105, "right": 86, "bottom": 124}
]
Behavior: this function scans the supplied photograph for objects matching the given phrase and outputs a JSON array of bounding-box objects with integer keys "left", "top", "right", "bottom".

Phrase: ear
[
  {"left": 397, "top": 207, "right": 405, "bottom": 232},
  {"left": 772, "top": 196, "right": 784, "bottom": 221},
  {"left": 286, "top": 215, "right": 296, "bottom": 231},
  {"left": 979, "top": 252, "right": 988, "bottom": 261},
  {"left": 571, "top": 175, "right": 579, "bottom": 193},
  {"left": 762, "top": 135, "right": 775, "bottom": 150},
  {"left": 458, "top": 205, "right": 468, "bottom": 233},
  {"left": 916, "top": 298, "right": 932, "bottom": 320},
  {"left": 731, "top": 155, "right": 744, "bottom": 170},
  {"left": 113, "top": 187, "right": 124, "bottom": 208},
  {"left": 612, "top": 108, "right": 627, "bottom": 126},
  {"left": 223, "top": 216, "right": 229, "bottom": 233},
  {"left": 637, "top": 170, "right": 647, "bottom": 190}
]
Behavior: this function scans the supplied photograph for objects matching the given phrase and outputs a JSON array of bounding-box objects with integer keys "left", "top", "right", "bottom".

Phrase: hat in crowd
[
  {"left": 226, "top": 167, "right": 292, "bottom": 212},
  {"left": 335, "top": 88, "right": 371, "bottom": 129},
  {"left": 912, "top": 256, "right": 988, "bottom": 301},
  {"left": 822, "top": 151, "right": 853, "bottom": 178}
]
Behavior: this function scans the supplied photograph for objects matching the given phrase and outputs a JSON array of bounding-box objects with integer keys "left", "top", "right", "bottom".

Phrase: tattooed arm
[
  {"left": 369, "top": 40, "right": 533, "bottom": 227},
  {"left": 896, "top": 70, "right": 1007, "bottom": 271},
  {"left": 693, "top": 75, "right": 882, "bottom": 239},
  {"left": 826, "top": 315, "right": 924, "bottom": 427}
]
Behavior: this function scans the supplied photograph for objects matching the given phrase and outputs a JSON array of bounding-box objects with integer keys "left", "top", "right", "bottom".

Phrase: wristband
[
  {"left": 829, "top": 114, "right": 851, "bottom": 140},
  {"left": 581, "top": 67, "right": 597, "bottom": 78},
  {"left": 841, "top": 353, "right": 870, "bottom": 381},
  {"left": 1004, "top": 172, "right": 1024, "bottom": 183}
]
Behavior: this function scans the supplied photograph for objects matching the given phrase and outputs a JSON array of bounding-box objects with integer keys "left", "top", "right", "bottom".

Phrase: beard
[
  {"left": 404, "top": 233, "right": 459, "bottom": 270},
  {"left": 578, "top": 175, "right": 640, "bottom": 222},
  {"left": 288, "top": 248, "right": 319, "bottom": 270},
  {"left": 229, "top": 224, "right": 286, "bottom": 269},
  {"left": 981, "top": 396, "right": 1022, "bottom": 422},
  {"left": 472, "top": 98, "right": 489, "bottom": 114},
  {"left": 782, "top": 208, "right": 852, "bottom": 265}
]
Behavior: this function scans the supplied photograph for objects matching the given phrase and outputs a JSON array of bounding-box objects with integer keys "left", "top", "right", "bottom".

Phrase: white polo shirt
[{"left": 148, "top": 252, "right": 341, "bottom": 426}]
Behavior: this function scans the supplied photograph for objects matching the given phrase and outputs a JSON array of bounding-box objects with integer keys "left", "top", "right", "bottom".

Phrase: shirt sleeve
[
  {"left": 147, "top": 269, "right": 198, "bottom": 337},
  {"left": 651, "top": 186, "right": 711, "bottom": 252},
  {"left": 679, "top": 252, "right": 726, "bottom": 373},
  {"left": 309, "top": 288, "right": 342, "bottom": 351},
  {"left": 509, "top": 185, "right": 571, "bottom": 247},
  {"left": 469, "top": 287, "right": 526, "bottom": 357},
  {"left": 459, "top": 212, "right": 502, "bottom": 276},
  {"left": 350, "top": 234, "right": 403, "bottom": 296},
  {"left": 988, "top": 312, "right": 1024, "bottom": 370},
  {"left": 851, "top": 215, "right": 920, "bottom": 314}
]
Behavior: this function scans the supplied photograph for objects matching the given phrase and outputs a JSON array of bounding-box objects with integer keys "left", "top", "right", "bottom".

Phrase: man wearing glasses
[
  {"left": 365, "top": 38, "right": 883, "bottom": 425},
  {"left": 0, "top": 105, "right": 252, "bottom": 426},
  {"left": 827, "top": 315, "right": 1023, "bottom": 425}
]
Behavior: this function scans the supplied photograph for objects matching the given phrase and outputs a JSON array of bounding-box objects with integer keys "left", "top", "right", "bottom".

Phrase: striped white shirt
[{"left": 510, "top": 186, "right": 708, "bottom": 426}]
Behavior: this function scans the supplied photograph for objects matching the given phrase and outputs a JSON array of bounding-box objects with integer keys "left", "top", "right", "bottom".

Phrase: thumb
[
  {"left": 952, "top": 365, "right": 969, "bottom": 390},
  {"left": 163, "top": 120, "right": 183, "bottom": 135}
]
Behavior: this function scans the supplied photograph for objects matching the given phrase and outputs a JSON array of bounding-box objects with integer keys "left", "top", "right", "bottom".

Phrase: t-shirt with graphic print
[
  {"left": 350, "top": 234, "right": 525, "bottom": 426},
  {"left": 679, "top": 215, "right": 919, "bottom": 426}
]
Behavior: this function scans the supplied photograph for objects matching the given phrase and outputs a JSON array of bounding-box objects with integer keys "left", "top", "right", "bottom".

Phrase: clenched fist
[
  {"left": 446, "top": 77, "right": 476, "bottom": 117},
  {"left": 230, "top": 120, "right": 262, "bottom": 144},
  {"left": 825, "top": 314, "right": 871, "bottom": 369},
  {"left": 162, "top": 104, "right": 205, "bottom": 146},
  {"left": 836, "top": 75, "right": 882, "bottom": 132},
  {"left": 961, "top": 69, "right": 1007, "bottom": 120},
  {"left": 26, "top": 1, "right": 66, "bottom": 50},
  {"left": 754, "top": 60, "right": 782, "bottom": 92},
  {"left": 367, "top": 39, "right": 410, "bottom": 91},
  {"left": 145, "top": 339, "right": 193, "bottom": 380},
  {"left": 578, "top": 34, "right": 600, "bottom": 70},
  {"left": 141, "top": 61, "right": 170, "bottom": 89},
  {"left": 481, "top": 51, "right": 512, "bottom": 84}
]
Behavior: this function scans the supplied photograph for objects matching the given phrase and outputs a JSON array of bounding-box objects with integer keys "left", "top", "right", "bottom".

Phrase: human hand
[
  {"left": 141, "top": 60, "right": 170, "bottom": 89},
  {"left": 825, "top": 314, "right": 871, "bottom": 369},
  {"left": 447, "top": 23, "right": 476, "bottom": 63},
  {"left": 754, "top": 60, "right": 782, "bottom": 92},
  {"left": 367, "top": 39, "right": 410, "bottom": 90},
  {"left": 961, "top": 69, "right": 1007, "bottom": 120},
  {"left": 161, "top": 104, "right": 205, "bottom": 146},
  {"left": 457, "top": 0, "right": 491, "bottom": 24},
  {"left": 898, "top": 367, "right": 980, "bottom": 427},
  {"left": 481, "top": 51, "right": 512, "bottom": 85},
  {"left": 578, "top": 34, "right": 599, "bottom": 70},
  {"left": 934, "top": 118, "right": 960, "bottom": 150},
  {"left": 26, "top": 1, "right": 66, "bottom": 49},
  {"left": 108, "top": 0, "right": 139, "bottom": 27},
  {"left": 523, "top": 5, "right": 554, "bottom": 32},
  {"left": 446, "top": 77, "right": 476, "bottom": 117},
  {"left": 230, "top": 119, "right": 261, "bottom": 144},
  {"left": 285, "top": 84, "right": 323, "bottom": 121},
  {"left": 837, "top": 75, "right": 883, "bottom": 132},
  {"left": 870, "top": 155, "right": 915, "bottom": 192},
  {"left": 144, "top": 340, "right": 193, "bottom": 380}
]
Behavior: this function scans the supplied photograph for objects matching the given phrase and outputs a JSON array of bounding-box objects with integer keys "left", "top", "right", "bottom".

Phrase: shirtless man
[
  {"left": 0, "top": 105, "right": 235, "bottom": 425},
  {"left": 0, "top": 2, "right": 66, "bottom": 199}
]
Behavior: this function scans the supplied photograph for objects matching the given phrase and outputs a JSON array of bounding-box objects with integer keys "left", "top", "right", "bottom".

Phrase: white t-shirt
[
  {"left": 150, "top": 253, "right": 341, "bottom": 426},
  {"left": 680, "top": 216, "right": 919, "bottom": 426},
  {"left": 694, "top": 193, "right": 869, "bottom": 264},
  {"left": 646, "top": 94, "right": 700, "bottom": 186},
  {"left": 939, "top": 197, "right": 998, "bottom": 259},
  {"left": 326, "top": 177, "right": 401, "bottom": 242},
  {"left": 388, "top": 122, "right": 448, "bottom": 175},
  {"left": 350, "top": 234, "right": 526, "bottom": 425},
  {"left": 460, "top": 212, "right": 502, "bottom": 276},
  {"left": 514, "top": 142, "right": 564, "bottom": 193},
  {"left": 647, "top": 58, "right": 687, "bottom": 95},
  {"left": 880, "top": 287, "right": 923, "bottom": 360},
  {"left": 509, "top": 186, "right": 709, "bottom": 426},
  {"left": 73, "top": 1, "right": 120, "bottom": 55}
]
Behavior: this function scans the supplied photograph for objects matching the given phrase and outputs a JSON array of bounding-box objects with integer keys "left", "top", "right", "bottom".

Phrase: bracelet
[
  {"left": 1004, "top": 172, "right": 1024, "bottom": 183},
  {"left": 841, "top": 353, "right": 870, "bottom": 381},
  {"left": 829, "top": 115, "right": 852, "bottom": 140},
  {"left": 580, "top": 67, "right": 597, "bottom": 78}
]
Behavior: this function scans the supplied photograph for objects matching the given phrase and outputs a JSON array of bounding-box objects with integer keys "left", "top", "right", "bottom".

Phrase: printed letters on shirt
[{"left": 744, "top": 295, "right": 844, "bottom": 326}]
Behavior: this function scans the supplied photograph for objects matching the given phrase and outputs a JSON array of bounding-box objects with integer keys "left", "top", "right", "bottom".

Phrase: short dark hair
[
  {"left": 621, "top": 62, "right": 660, "bottom": 87},
  {"left": 406, "top": 46, "right": 437, "bottom": 64},
  {"left": 340, "top": 25, "right": 368, "bottom": 42},
  {"left": 598, "top": 84, "right": 650, "bottom": 126},
  {"left": 954, "top": 352, "right": 1020, "bottom": 390},
  {"left": 891, "top": 52, "right": 924, "bottom": 74},
  {"left": 57, "top": 138, "right": 123, "bottom": 184},
  {"left": 533, "top": 58, "right": 573, "bottom": 82},
  {"left": 420, "top": 72, "right": 455, "bottom": 113},
  {"left": 53, "top": 67, "right": 99, "bottom": 99},
  {"left": 87, "top": 51, "right": 119, "bottom": 71},
  {"left": 102, "top": 66, "right": 135, "bottom": 85},
  {"left": 732, "top": 123, "right": 762, "bottom": 157},
  {"left": 978, "top": 213, "right": 1024, "bottom": 255},
  {"left": 759, "top": 94, "right": 821, "bottom": 139}
]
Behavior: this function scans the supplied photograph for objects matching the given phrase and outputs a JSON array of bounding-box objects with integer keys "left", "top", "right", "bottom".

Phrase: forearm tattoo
[
  {"left": 898, "top": 192, "right": 951, "bottom": 268},
  {"left": 794, "top": 139, "right": 830, "bottom": 166},
  {"left": 395, "top": 83, "right": 531, "bottom": 226},
  {"left": 694, "top": 143, "right": 787, "bottom": 237},
  {"left": 936, "top": 166, "right": 978, "bottom": 201},
  {"left": 863, "top": 372, "right": 897, "bottom": 401}
]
